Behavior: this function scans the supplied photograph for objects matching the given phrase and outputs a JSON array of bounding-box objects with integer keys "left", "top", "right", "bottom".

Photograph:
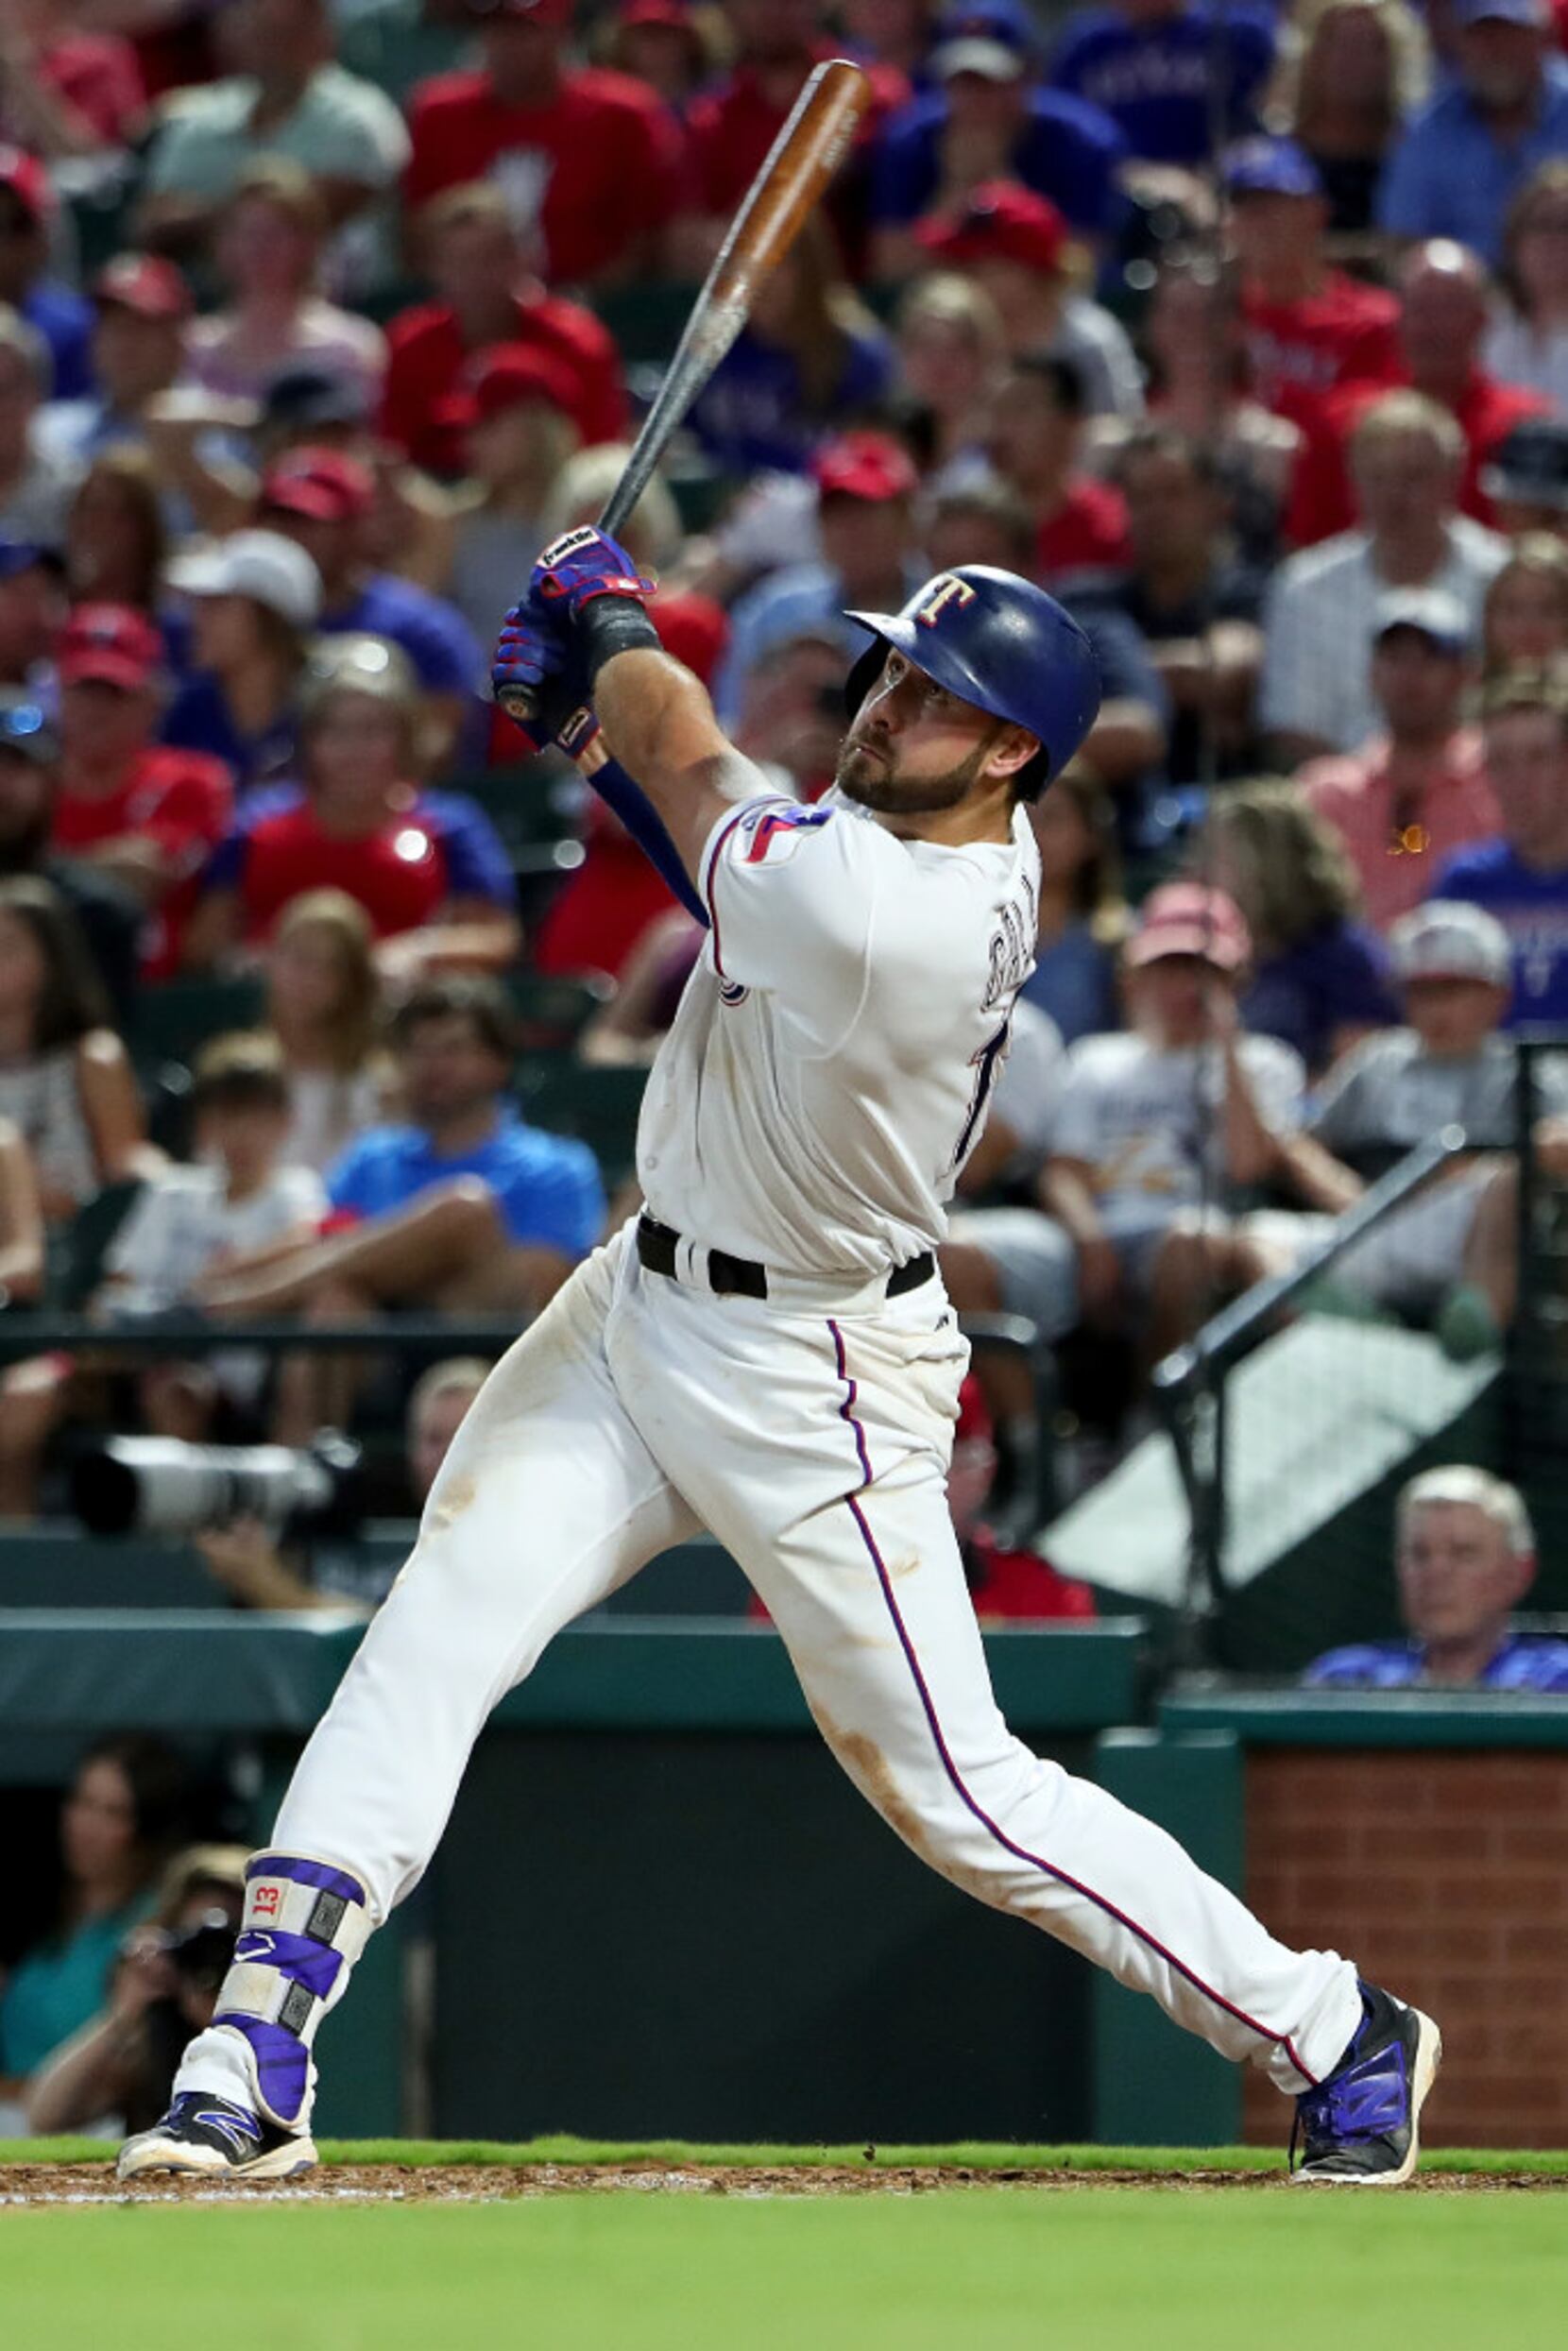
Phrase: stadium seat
[
  {"left": 503, "top": 970, "right": 612, "bottom": 1055},
  {"left": 130, "top": 973, "right": 267, "bottom": 1069},
  {"left": 513, "top": 1058, "right": 647, "bottom": 1188}
]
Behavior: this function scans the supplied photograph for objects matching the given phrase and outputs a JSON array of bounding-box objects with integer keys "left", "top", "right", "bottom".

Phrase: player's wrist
[{"left": 579, "top": 595, "right": 662, "bottom": 687}]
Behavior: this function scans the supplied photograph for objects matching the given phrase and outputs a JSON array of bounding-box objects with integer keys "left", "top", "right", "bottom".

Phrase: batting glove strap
[{"left": 579, "top": 594, "right": 662, "bottom": 687}]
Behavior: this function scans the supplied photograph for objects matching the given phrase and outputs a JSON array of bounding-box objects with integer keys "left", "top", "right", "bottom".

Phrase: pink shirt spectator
[{"left": 1299, "top": 728, "right": 1503, "bottom": 932}]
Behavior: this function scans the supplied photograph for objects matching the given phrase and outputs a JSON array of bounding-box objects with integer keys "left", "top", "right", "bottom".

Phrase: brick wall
[{"left": 1241, "top": 1750, "right": 1568, "bottom": 2148}]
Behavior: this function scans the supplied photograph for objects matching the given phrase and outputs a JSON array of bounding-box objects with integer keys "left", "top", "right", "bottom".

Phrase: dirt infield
[{"left": 4, "top": 2159, "right": 1566, "bottom": 2204}]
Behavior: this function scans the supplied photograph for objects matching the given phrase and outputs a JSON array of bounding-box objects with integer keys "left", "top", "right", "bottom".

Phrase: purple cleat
[{"left": 1290, "top": 1982, "right": 1442, "bottom": 2186}]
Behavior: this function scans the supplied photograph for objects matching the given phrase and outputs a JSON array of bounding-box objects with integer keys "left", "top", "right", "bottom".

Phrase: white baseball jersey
[{"left": 636, "top": 787, "right": 1041, "bottom": 1276}]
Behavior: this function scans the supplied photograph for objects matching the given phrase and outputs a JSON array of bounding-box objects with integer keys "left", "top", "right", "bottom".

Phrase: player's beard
[{"left": 835, "top": 727, "right": 1000, "bottom": 814}]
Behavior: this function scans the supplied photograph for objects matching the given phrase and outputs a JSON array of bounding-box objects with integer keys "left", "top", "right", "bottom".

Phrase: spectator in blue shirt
[
  {"left": 1376, "top": 0, "right": 1568, "bottom": 266},
  {"left": 868, "top": 0, "right": 1129, "bottom": 282},
  {"left": 1434, "top": 660, "right": 1568, "bottom": 1023},
  {"left": 162, "top": 527, "right": 322, "bottom": 790},
  {"left": 1048, "top": 0, "right": 1276, "bottom": 171},
  {"left": 0, "top": 146, "right": 93, "bottom": 402},
  {"left": 1304, "top": 1464, "right": 1568, "bottom": 1690},
  {"left": 258, "top": 445, "right": 484, "bottom": 774},
  {"left": 196, "top": 976, "right": 605, "bottom": 1339}
]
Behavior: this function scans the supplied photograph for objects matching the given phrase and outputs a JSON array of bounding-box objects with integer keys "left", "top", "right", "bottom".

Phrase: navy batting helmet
[{"left": 844, "top": 566, "right": 1102, "bottom": 794}]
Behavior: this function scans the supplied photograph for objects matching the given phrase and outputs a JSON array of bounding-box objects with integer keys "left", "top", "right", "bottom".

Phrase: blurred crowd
[{"left": 1, "top": 0, "right": 1568, "bottom": 1553}]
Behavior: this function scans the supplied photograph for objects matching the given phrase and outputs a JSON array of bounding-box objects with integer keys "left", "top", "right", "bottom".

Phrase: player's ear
[{"left": 987, "top": 724, "right": 1041, "bottom": 781}]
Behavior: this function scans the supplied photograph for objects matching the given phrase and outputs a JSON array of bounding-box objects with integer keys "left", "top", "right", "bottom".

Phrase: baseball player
[{"left": 119, "top": 542, "right": 1439, "bottom": 2187}]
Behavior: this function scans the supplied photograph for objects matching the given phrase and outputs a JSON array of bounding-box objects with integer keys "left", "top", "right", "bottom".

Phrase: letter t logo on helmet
[{"left": 914, "top": 573, "right": 980, "bottom": 626}]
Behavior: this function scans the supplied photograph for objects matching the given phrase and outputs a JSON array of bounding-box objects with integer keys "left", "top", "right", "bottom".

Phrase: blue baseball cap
[
  {"left": 1373, "top": 588, "right": 1471, "bottom": 656},
  {"left": 931, "top": 0, "right": 1032, "bottom": 80},
  {"left": 1457, "top": 0, "right": 1547, "bottom": 26},
  {"left": 0, "top": 537, "right": 44, "bottom": 580},
  {"left": 0, "top": 690, "right": 59, "bottom": 765},
  {"left": 1221, "top": 136, "right": 1324, "bottom": 201}
]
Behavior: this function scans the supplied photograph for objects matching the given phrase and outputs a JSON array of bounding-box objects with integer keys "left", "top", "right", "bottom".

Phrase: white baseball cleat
[{"left": 117, "top": 2092, "right": 316, "bottom": 2182}]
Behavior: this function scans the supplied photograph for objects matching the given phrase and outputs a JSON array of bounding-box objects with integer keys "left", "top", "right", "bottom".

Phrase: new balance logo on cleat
[
  {"left": 1290, "top": 1983, "right": 1442, "bottom": 2186},
  {"left": 116, "top": 2092, "right": 317, "bottom": 2182}
]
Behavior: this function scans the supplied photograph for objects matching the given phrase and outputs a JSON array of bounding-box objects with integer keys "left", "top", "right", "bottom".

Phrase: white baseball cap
[
  {"left": 1390, "top": 900, "right": 1512, "bottom": 989},
  {"left": 167, "top": 529, "right": 322, "bottom": 628}
]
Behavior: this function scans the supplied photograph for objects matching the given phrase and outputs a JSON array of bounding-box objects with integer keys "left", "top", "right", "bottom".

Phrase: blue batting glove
[
  {"left": 532, "top": 525, "right": 656, "bottom": 621},
  {"left": 492, "top": 592, "right": 601, "bottom": 755}
]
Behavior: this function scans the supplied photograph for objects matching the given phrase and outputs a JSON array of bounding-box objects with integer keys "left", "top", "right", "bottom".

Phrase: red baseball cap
[
  {"left": 1125, "top": 882, "right": 1252, "bottom": 973},
  {"left": 0, "top": 146, "right": 53, "bottom": 226},
  {"left": 262, "top": 447, "right": 376, "bottom": 524},
  {"left": 441, "top": 343, "right": 579, "bottom": 431},
  {"left": 916, "top": 179, "right": 1069, "bottom": 276},
  {"left": 91, "top": 253, "right": 193, "bottom": 322},
  {"left": 59, "top": 603, "right": 164, "bottom": 691},
  {"left": 810, "top": 432, "right": 919, "bottom": 504},
  {"left": 617, "top": 0, "right": 696, "bottom": 25}
]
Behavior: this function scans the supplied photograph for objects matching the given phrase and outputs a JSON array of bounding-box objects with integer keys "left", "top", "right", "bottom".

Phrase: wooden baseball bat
[{"left": 498, "top": 55, "right": 872, "bottom": 724}]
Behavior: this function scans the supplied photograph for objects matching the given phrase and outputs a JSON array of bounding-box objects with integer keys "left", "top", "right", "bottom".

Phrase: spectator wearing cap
[
  {"left": 1260, "top": 392, "right": 1507, "bottom": 765},
  {"left": 260, "top": 445, "right": 485, "bottom": 773},
  {"left": 682, "top": 213, "right": 894, "bottom": 479},
  {"left": 1300, "top": 590, "right": 1502, "bottom": 931},
  {"left": 1309, "top": 240, "right": 1549, "bottom": 540},
  {"left": 868, "top": 0, "right": 1128, "bottom": 282},
  {"left": 712, "top": 432, "right": 924, "bottom": 725},
  {"left": 0, "top": 307, "right": 76, "bottom": 549},
  {"left": 49, "top": 605, "right": 234, "bottom": 980},
  {"left": 1048, "top": 0, "right": 1275, "bottom": 171},
  {"left": 0, "top": 535, "right": 60, "bottom": 698},
  {"left": 1478, "top": 416, "right": 1568, "bottom": 536},
  {"left": 1305, "top": 1467, "right": 1568, "bottom": 1690},
  {"left": 1202, "top": 782, "right": 1400, "bottom": 1073},
  {"left": 1225, "top": 137, "right": 1402, "bottom": 437},
  {"left": 985, "top": 350, "right": 1133, "bottom": 585},
  {"left": 403, "top": 0, "right": 690, "bottom": 290},
  {"left": 382, "top": 183, "right": 625, "bottom": 477},
  {"left": 36, "top": 254, "right": 193, "bottom": 475},
  {"left": 137, "top": 0, "right": 410, "bottom": 263},
  {"left": 1035, "top": 882, "right": 1316, "bottom": 1368},
  {"left": 0, "top": 148, "right": 94, "bottom": 406},
  {"left": 0, "top": 692, "right": 140, "bottom": 1029},
  {"left": 601, "top": 0, "right": 726, "bottom": 110},
  {"left": 161, "top": 530, "right": 324, "bottom": 792},
  {"left": 1433, "top": 662, "right": 1568, "bottom": 1024},
  {"left": 0, "top": 5, "right": 145, "bottom": 162},
  {"left": 684, "top": 0, "right": 907, "bottom": 272},
  {"left": 438, "top": 347, "right": 582, "bottom": 645},
  {"left": 1099, "top": 424, "right": 1266, "bottom": 789},
  {"left": 186, "top": 636, "right": 518, "bottom": 981},
  {"left": 912, "top": 179, "right": 1142, "bottom": 417},
  {"left": 1378, "top": 0, "right": 1568, "bottom": 265},
  {"left": 183, "top": 161, "right": 388, "bottom": 410},
  {"left": 1266, "top": 901, "right": 1568, "bottom": 1354}
]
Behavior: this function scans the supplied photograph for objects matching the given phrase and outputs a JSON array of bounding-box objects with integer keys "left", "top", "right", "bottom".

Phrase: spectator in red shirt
[
  {"left": 403, "top": 0, "right": 692, "bottom": 289},
  {"left": 49, "top": 605, "right": 234, "bottom": 980},
  {"left": 382, "top": 180, "right": 627, "bottom": 473},
  {"left": 0, "top": 3, "right": 146, "bottom": 160},
  {"left": 185, "top": 634, "right": 519, "bottom": 980},
  {"left": 1226, "top": 136, "right": 1401, "bottom": 425},
  {"left": 986, "top": 351, "right": 1133, "bottom": 583},
  {"left": 1314, "top": 240, "right": 1550, "bottom": 538},
  {"left": 685, "top": 0, "right": 907, "bottom": 269}
]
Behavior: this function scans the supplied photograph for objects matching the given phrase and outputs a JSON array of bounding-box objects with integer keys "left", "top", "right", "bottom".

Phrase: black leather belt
[{"left": 637, "top": 1215, "right": 932, "bottom": 1301}]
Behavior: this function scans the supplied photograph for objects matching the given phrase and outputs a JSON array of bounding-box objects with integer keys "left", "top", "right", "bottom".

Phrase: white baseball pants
[{"left": 196, "top": 1223, "right": 1361, "bottom": 2102}]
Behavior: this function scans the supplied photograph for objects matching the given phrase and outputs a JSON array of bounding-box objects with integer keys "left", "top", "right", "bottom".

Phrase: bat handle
[{"left": 496, "top": 681, "right": 541, "bottom": 727}]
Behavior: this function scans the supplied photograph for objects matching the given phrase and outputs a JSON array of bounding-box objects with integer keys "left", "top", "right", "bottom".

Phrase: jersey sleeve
[{"left": 698, "top": 795, "right": 880, "bottom": 1051}]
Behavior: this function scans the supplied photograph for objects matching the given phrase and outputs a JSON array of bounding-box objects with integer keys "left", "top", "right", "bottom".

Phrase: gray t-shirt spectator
[
  {"left": 1052, "top": 1030, "right": 1305, "bottom": 1218},
  {"left": 1309, "top": 1029, "right": 1568, "bottom": 1179}
]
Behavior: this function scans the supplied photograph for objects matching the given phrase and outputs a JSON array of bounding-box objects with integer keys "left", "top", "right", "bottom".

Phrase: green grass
[
  {"left": 6, "top": 2134, "right": 1568, "bottom": 2174},
  {"left": 3, "top": 2194, "right": 1566, "bottom": 2351}
]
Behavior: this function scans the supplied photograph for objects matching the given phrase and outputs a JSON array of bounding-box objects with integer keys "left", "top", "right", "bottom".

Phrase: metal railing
[{"left": 1150, "top": 1125, "right": 1471, "bottom": 1648}]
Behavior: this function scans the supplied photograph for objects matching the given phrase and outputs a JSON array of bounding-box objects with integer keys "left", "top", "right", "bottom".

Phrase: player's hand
[
  {"left": 492, "top": 592, "right": 596, "bottom": 752},
  {"left": 531, "top": 526, "right": 656, "bottom": 621}
]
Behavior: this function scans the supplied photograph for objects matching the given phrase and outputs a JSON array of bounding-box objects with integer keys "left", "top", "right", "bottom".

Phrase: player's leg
[
  {"left": 641, "top": 1287, "right": 1433, "bottom": 2177},
  {"left": 121, "top": 1232, "right": 697, "bottom": 2177}
]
